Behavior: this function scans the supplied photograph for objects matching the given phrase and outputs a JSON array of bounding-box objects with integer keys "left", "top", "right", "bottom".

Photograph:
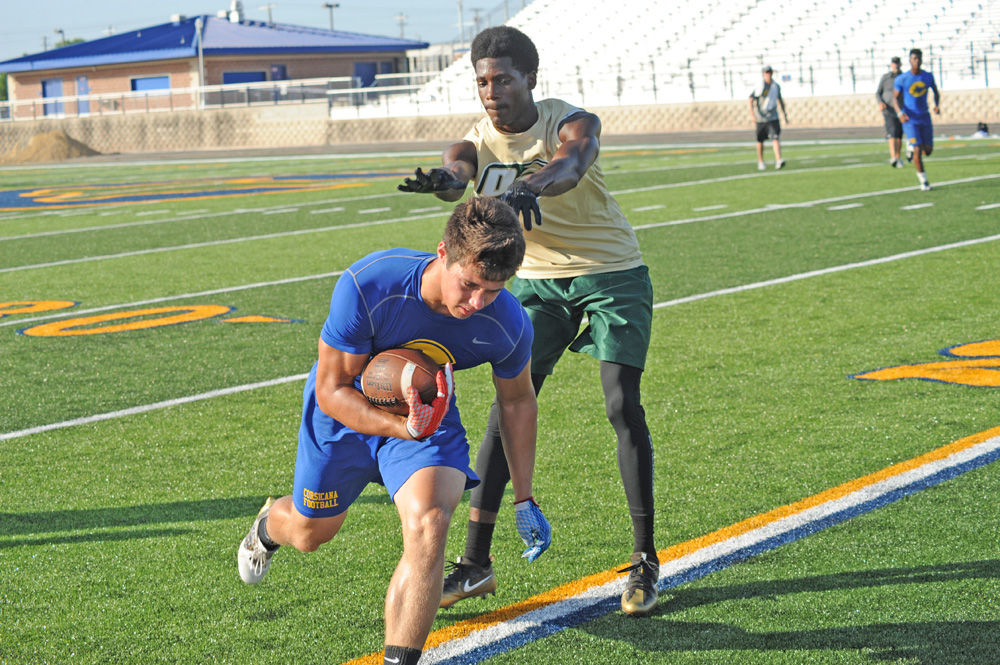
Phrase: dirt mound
[{"left": 1, "top": 130, "right": 101, "bottom": 165}]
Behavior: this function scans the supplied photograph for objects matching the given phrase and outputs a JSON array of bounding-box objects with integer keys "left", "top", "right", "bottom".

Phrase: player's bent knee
[
  {"left": 401, "top": 506, "right": 453, "bottom": 549},
  {"left": 287, "top": 514, "right": 345, "bottom": 552}
]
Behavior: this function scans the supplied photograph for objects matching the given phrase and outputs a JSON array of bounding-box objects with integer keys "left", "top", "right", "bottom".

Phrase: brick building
[{"left": 0, "top": 11, "right": 428, "bottom": 118}]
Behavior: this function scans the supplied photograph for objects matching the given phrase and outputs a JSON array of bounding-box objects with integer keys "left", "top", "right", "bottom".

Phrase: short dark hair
[
  {"left": 910, "top": 48, "right": 923, "bottom": 59},
  {"left": 470, "top": 26, "right": 539, "bottom": 75},
  {"left": 890, "top": 56, "right": 901, "bottom": 65},
  {"left": 443, "top": 197, "right": 525, "bottom": 282}
]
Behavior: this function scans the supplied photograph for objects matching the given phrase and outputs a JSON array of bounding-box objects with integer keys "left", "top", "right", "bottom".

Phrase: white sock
[{"left": 917, "top": 171, "right": 928, "bottom": 184}]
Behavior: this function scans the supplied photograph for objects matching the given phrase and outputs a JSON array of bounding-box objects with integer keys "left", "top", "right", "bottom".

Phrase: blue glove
[{"left": 514, "top": 497, "right": 551, "bottom": 562}]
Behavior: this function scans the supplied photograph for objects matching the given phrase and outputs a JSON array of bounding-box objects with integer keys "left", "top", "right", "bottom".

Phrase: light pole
[
  {"left": 323, "top": 2, "right": 340, "bottom": 30},
  {"left": 195, "top": 17, "right": 205, "bottom": 109},
  {"left": 54, "top": 28, "right": 65, "bottom": 48},
  {"left": 395, "top": 13, "right": 407, "bottom": 38}
]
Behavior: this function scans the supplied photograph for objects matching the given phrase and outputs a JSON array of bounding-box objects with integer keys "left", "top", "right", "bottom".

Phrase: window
[
  {"left": 223, "top": 71, "right": 267, "bottom": 84},
  {"left": 41, "top": 78, "right": 64, "bottom": 116},
  {"left": 76, "top": 75, "right": 90, "bottom": 114},
  {"left": 353, "top": 62, "right": 377, "bottom": 87},
  {"left": 131, "top": 76, "right": 170, "bottom": 92}
]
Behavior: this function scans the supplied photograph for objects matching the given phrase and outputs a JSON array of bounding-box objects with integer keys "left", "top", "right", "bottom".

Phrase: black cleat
[
  {"left": 440, "top": 555, "right": 496, "bottom": 608},
  {"left": 619, "top": 552, "right": 660, "bottom": 616}
]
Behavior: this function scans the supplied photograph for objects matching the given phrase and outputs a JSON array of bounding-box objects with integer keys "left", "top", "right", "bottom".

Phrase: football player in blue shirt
[
  {"left": 894, "top": 48, "right": 941, "bottom": 191},
  {"left": 236, "top": 196, "right": 550, "bottom": 665}
]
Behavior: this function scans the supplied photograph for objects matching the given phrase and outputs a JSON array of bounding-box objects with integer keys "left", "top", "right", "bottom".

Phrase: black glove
[
  {"left": 397, "top": 167, "right": 466, "bottom": 193},
  {"left": 500, "top": 181, "right": 542, "bottom": 231}
]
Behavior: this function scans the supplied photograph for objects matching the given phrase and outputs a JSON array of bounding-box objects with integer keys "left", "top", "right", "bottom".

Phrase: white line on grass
[
  {"left": 652, "top": 230, "right": 1000, "bottom": 309},
  {"left": 615, "top": 151, "right": 1000, "bottom": 197},
  {"left": 0, "top": 211, "right": 444, "bottom": 274},
  {"left": 6, "top": 229, "right": 1000, "bottom": 440},
  {"left": 693, "top": 204, "right": 728, "bottom": 211},
  {"left": 8, "top": 172, "right": 997, "bottom": 275},
  {"left": 976, "top": 202, "right": 1000, "bottom": 210},
  {"left": 0, "top": 192, "right": 409, "bottom": 242},
  {"left": 633, "top": 204, "right": 665, "bottom": 212},
  {"left": 901, "top": 202, "right": 935, "bottom": 210},
  {"left": 0, "top": 374, "right": 309, "bottom": 442},
  {"left": 633, "top": 173, "right": 1000, "bottom": 232},
  {"left": 262, "top": 208, "right": 299, "bottom": 215},
  {"left": 828, "top": 203, "right": 864, "bottom": 211},
  {"left": 5, "top": 150, "right": 995, "bottom": 240},
  {"left": 360, "top": 207, "right": 392, "bottom": 214},
  {"left": 310, "top": 207, "right": 345, "bottom": 214}
]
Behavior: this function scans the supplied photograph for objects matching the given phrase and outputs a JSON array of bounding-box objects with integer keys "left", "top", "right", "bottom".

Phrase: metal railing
[{"left": 2, "top": 46, "right": 996, "bottom": 123}]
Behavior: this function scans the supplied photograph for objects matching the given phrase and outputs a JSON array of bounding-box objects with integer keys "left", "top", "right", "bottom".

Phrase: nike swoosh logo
[
  {"left": 385, "top": 658, "right": 400, "bottom": 664},
  {"left": 462, "top": 577, "right": 492, "bottom": 593},
  {"left": 472, "top": 337, "right": 490, "bottom": 345}
]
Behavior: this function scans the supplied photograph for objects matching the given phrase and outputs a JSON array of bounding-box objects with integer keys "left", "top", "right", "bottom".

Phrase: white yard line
[
  {"left": 6, "top": 228, "right": 1000, "bottom": 440},
  {"left": 0, "top": 211, "right": 444, "bottom": 274}
]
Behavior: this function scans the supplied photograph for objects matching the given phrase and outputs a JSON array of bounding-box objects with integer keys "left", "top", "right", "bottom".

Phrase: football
[{"left": 360, "top": 348, "right": 440, "bottom": 415}]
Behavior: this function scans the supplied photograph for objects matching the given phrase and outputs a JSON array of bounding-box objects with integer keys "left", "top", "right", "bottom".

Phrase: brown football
[{"left": 360, "top": 348, "right": 440, "bottom": 415}]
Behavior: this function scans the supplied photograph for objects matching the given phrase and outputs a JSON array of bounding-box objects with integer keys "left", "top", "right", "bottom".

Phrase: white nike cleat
[
  {"left": 440, "top": 555, "right": 496, "bottom": 608},
  {"left": 238, "top": 497, "right": 277, "bottom": 584},
  {"left": 921, "top": 182, "right": 932, "bottom": 191},
  {"left": 757, "top": 162, "right": 766, "bottom": 171},
  {"left": 775, "top": 159, "right": 786, "bottom": 170}
]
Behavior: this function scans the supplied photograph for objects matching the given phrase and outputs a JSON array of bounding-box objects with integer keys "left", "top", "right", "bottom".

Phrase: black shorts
[
  {"left": 882, "top": 109, "right": 903, "bottom": 139},
  {"left": 755, "top": 120, "right": 781, "bottom": 143}
]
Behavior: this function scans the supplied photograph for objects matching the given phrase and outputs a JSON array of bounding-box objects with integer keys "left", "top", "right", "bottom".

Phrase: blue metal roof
[{"left": 0, "top": 15, "right": 429, "bottom": 73}]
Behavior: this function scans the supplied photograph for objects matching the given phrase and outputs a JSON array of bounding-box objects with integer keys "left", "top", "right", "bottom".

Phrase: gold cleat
[{"left": 618, "top": 552, "right": 659, "bottom": 616}]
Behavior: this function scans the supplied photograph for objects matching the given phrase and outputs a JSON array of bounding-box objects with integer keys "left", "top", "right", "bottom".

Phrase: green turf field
[{"left": 2, "top": 137, "right": 999, "bottom": 665}]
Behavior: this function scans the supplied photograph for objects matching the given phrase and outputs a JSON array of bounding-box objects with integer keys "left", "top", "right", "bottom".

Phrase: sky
[{"left": 0, "top": 0, "right": 503, "bottom": 62}]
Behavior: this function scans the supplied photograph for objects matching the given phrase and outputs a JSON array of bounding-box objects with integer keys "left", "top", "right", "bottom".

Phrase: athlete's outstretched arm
[
  {"left": 437, "top": 140, "right": 479, "bottom": 202},
  {"left": 494, "top": 362, "right": 551, "bottom": 562},
  {"left": 492, "top": 362, "right": 538, "bottom": 502},
  {"left": 396, "top": 140, "right": 477, "bottom": 202},
  {"left": 518, "top": 112, "right": 601, "bottom": 199}
]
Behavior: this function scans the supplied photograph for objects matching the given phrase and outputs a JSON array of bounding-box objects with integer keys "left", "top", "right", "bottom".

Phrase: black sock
[
  {"left": 631, "top": 514, "right": 657, "bottom": 564},
  {"left": 384, "top": 645, "right": 422, "bottom": 665},
  {"left": 257, "top": 516, "right": 279, "bottom": 552},
  {"left": 463, "top": 520, "right": 495, "bottom": 568}
]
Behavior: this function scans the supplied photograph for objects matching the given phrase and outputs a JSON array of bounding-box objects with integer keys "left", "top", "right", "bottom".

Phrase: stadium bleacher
[{"left": 407, "top": 0, "right": 999, "bottom": 115}]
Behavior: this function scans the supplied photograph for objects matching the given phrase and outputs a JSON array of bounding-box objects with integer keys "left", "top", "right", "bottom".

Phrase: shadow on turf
[
  {"left": 0, "top": 494, "right": 391, "bottom": 545},
  {"left": 580, "top": 560, "right": 1000, "bottom": 664}
]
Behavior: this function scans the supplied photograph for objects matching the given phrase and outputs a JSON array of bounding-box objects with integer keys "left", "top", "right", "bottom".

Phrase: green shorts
[{"left": 510, "top": 265, "right": 653, "bottom": 374}]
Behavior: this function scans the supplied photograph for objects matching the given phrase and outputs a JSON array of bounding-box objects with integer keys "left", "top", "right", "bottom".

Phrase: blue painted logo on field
[{"left": 0, "top": 172, "right": 408, "bottom": 210}]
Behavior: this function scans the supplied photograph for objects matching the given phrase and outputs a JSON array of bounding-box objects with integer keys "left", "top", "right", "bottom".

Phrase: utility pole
[
  {"left": 395, "top": 13, "right": 407, "bottom": 38},
  {"left": 322, "top": 2, "right": 340, "bottom": 30},
  {"left": 457, "top": 0, "right": 465, "bottom": 43},
  {"left": 471, "top": 8, "right": 482, "bottom": 37},
  {"left": 54, "top": 28, "right": 65, "bottom": 48},
  {"left": 258, "top": 3, "right": 275, "bottom": 23}
]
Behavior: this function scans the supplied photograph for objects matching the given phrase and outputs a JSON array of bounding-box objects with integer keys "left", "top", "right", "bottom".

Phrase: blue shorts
[
  {"left": 903, "top": 119, "right": 934, "bottom": 148},
  {"left": 292, "top": 366, "right": 479, "bottom": 518}
]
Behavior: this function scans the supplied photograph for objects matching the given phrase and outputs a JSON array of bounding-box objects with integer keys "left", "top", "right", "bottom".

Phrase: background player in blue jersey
[
  {"left": 894, "top": 48, "right": 941, "bottom": 191},
  {"left": 236, "top": 196, "right": 550, "bottom": 665}
]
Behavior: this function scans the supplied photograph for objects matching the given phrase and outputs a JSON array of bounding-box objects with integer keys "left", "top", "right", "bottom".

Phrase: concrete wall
[{"left": 2, "top": 88, "right": 998, "bottom": 157}]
